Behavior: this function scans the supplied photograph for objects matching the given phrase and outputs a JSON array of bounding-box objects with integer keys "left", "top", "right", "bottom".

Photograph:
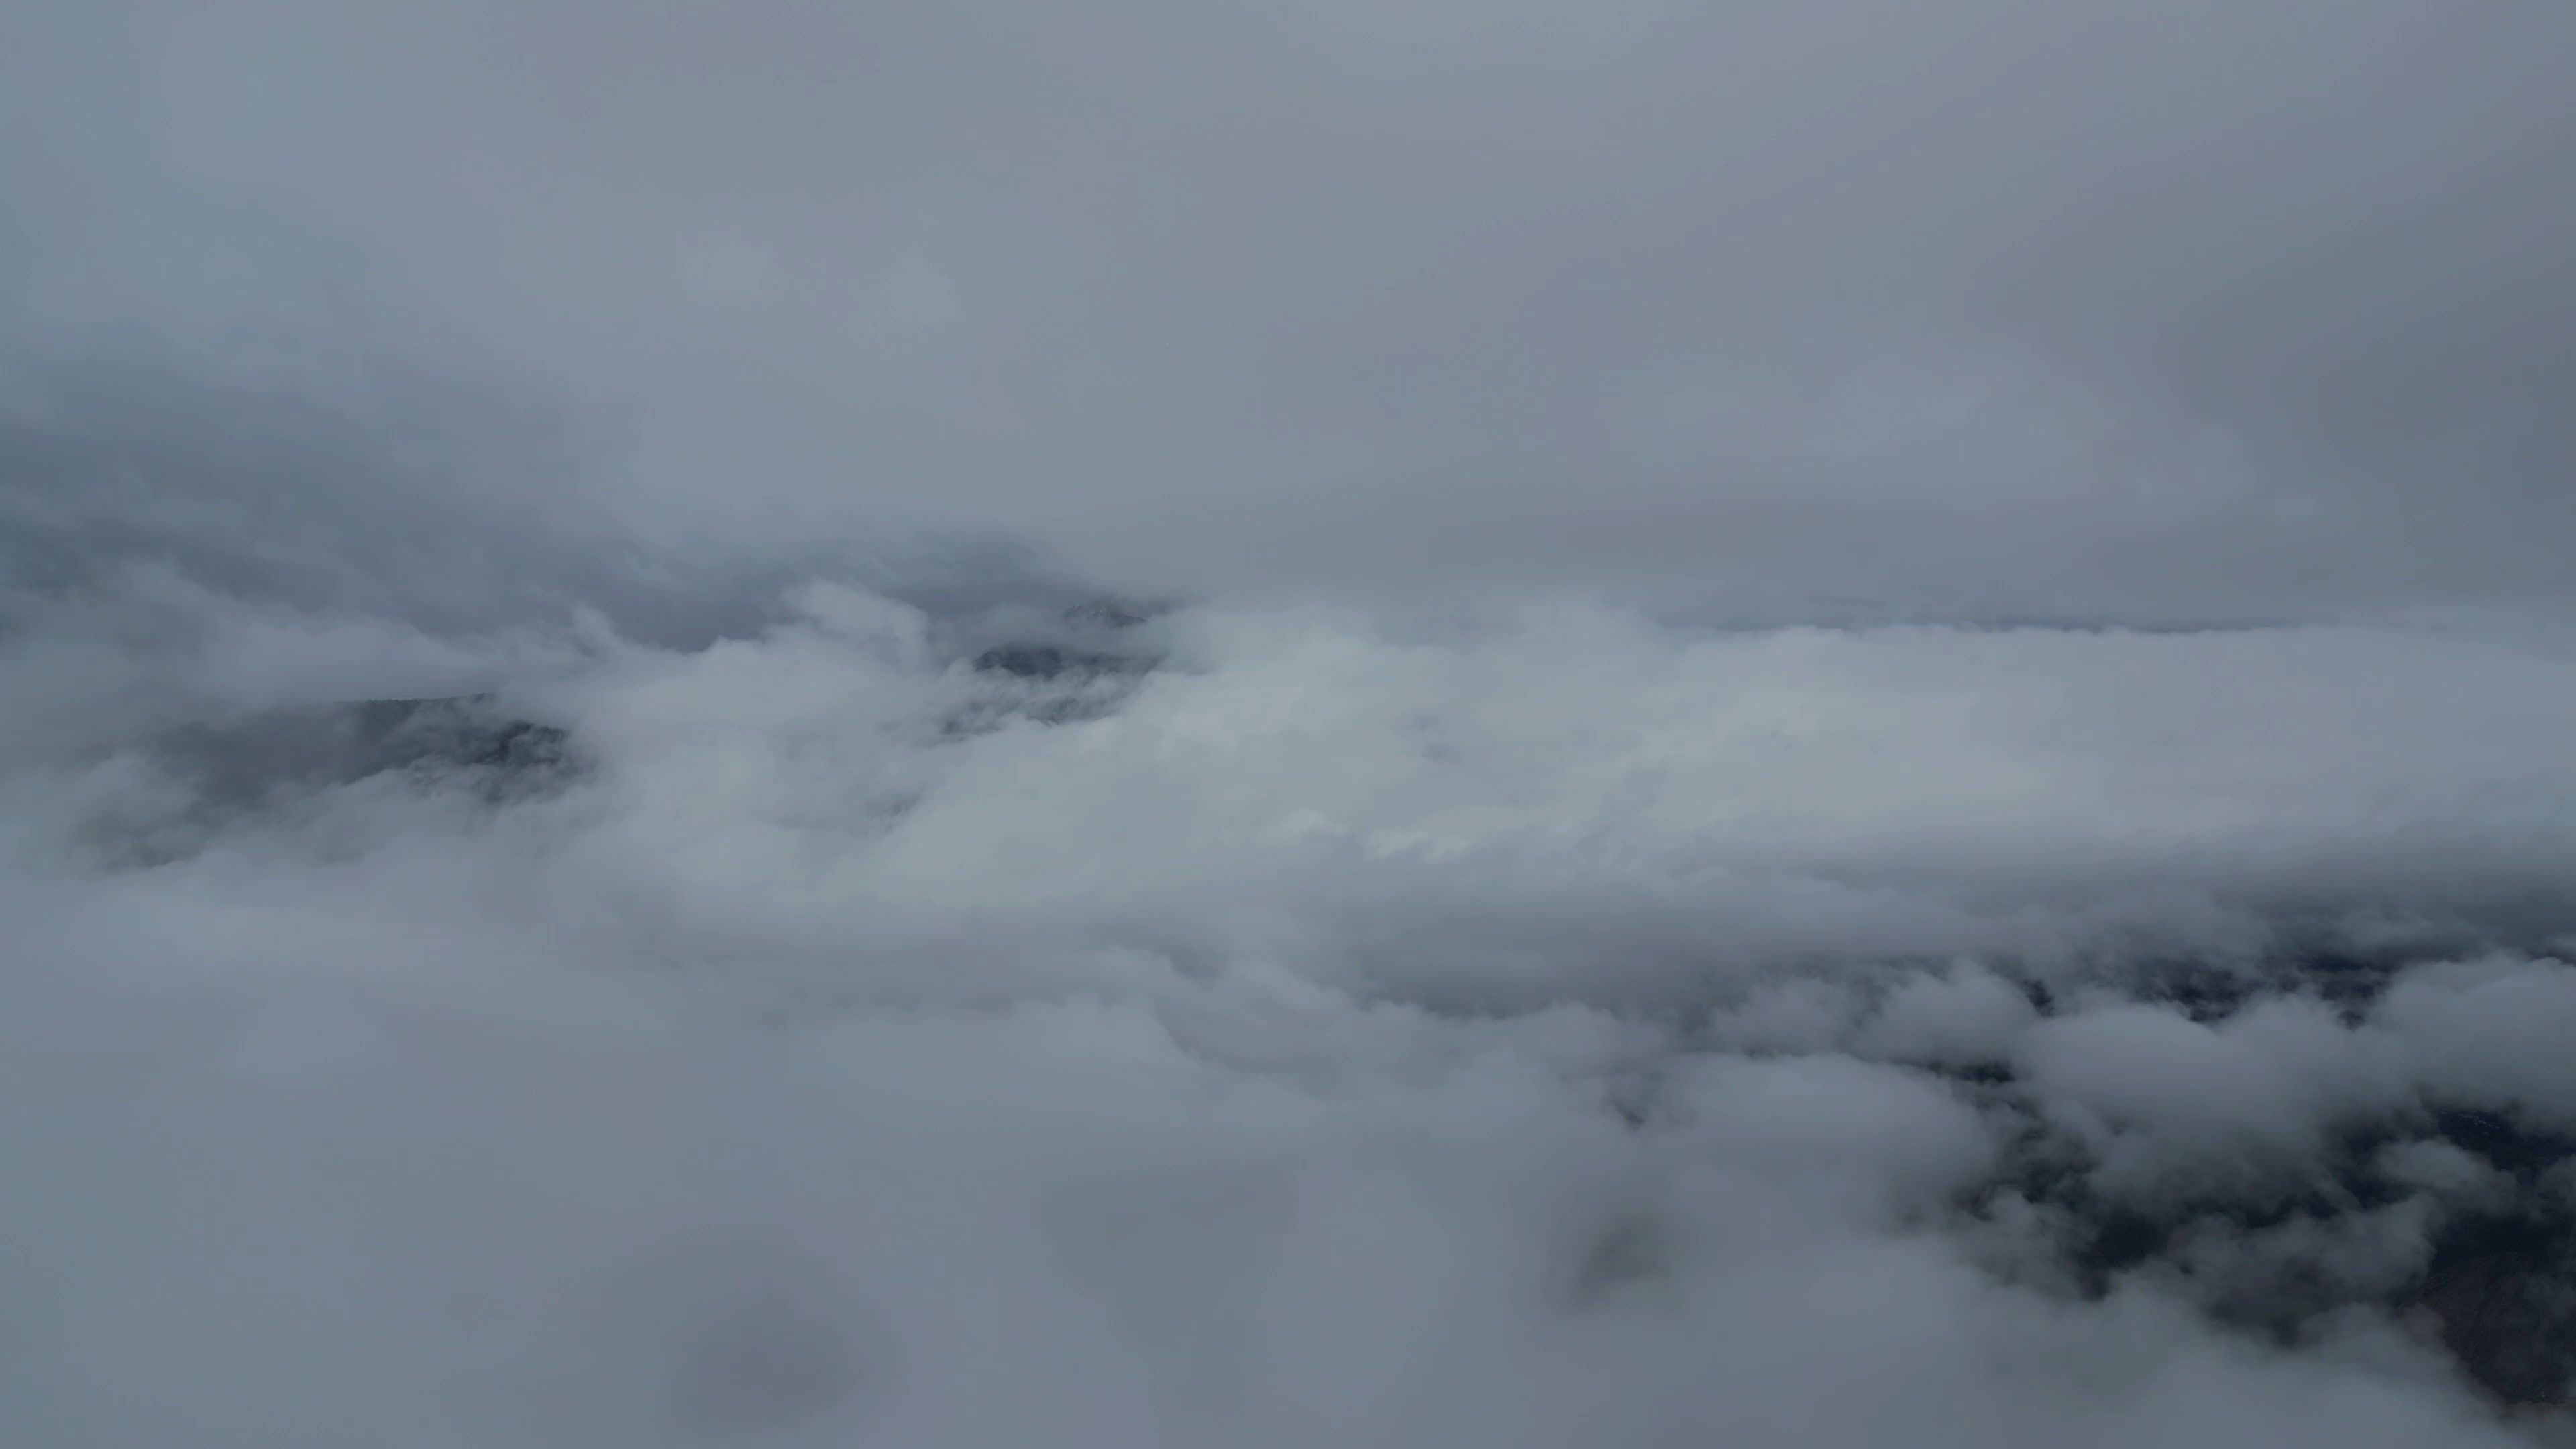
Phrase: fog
[
  {"left": 5, "top": 3, "right": 2576, "bottom": 1445},
  {"left": 10, "top": 0, "right": 2576, "bottom": 611}
]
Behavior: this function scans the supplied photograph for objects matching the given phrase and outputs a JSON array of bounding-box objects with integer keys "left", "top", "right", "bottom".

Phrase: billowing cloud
[
  {"left": 5, "top": 1, "right": 2574, "bottom": 612},
  {"left": 7, "top": 4, "right": 2576, "bottom": 1443}
]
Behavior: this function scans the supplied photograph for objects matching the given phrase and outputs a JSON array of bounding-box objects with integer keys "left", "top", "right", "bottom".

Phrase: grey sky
[
  {"left": 5, "top": 1, "right": 2573, "bottom": 616},
  {"left": 17, "top": 11, "right": 2576, "bottom": 1440}
]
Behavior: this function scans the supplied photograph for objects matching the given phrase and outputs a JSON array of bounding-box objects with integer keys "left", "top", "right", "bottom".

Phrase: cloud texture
[
  {"left": 5, "top": 3, "right": 2576, "bottom": 1444},
  {"left": 7, "top": 565, "right": 2576, "bottom": 1444},
  {"left": 5, "top": 1, "right": 2575, "bottom": 612}
]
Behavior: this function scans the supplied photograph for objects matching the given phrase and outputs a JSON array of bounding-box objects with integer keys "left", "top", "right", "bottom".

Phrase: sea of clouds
[
  {"left": 7, "top": 455, "right": 2576, "bottom": 1444},
  {"left": 8, "top": 2, "right": 2576, "bottom": 1442}
]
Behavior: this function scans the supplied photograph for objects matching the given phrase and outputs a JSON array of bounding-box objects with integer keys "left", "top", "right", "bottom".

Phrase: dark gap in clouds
[{"left": 1956, "top": 1040, "right": 2576, "bottom": 1411}]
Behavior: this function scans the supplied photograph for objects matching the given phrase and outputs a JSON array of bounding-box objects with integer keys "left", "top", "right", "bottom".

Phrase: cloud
[
  {"left": 5, "top": 1, "right": 2573, "bottom": 612},
  {"left": 8, "top": 3, "right": 2576, "bottom": 1442},
  {"left": 5, "top": 580, "right": 2576, "bottom": 1442}
]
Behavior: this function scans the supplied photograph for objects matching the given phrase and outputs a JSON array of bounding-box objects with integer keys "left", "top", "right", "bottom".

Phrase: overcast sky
[
  {"left": 6, "top": 1, "right": 2574, "bottom": 616},
  {"left": 13, "top": 8, "right": 2576, "bottom": 1445}
]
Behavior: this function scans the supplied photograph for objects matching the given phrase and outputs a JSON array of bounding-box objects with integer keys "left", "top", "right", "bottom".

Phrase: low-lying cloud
[
  {"left": 7, "top": 555, "right": 2576, "bottom": 1444},
  {"left": 7, "top": 2, "right": 2576, "bottom": 1442}
]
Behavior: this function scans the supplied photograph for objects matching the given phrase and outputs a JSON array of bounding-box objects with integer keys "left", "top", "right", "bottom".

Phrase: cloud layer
[
  {"left": 7, "top": 569, "right": 2576, "bottom": 1444},
  {"left": 6, "top": 1, "right": 2575, "bottom": 611},
  {"left": 7, "top": 4, "right": 2576, "bottom": 1443}
]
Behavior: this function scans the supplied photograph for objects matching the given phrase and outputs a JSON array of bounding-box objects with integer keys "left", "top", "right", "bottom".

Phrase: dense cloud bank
[
  {"left": 6, "top": 554, "right": 2576, "bottom": 1445},
  {"left": 9, "top": 0, "right": 2576, "bottom": 1441},
  {"left": 8, "top": 2, "right": 2576, "bottom": 612}
]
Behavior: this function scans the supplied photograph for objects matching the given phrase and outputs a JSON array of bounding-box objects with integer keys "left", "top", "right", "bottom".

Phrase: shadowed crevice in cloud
[
  {"left": 1926, "top": 983, "right": 2576, "bottom": 1412},
  {"left": 46, "top": 596, "right": 1172, "bottom": 867},
  {"left": 148, "top": 696, "right": 578, "bottom": 802}
]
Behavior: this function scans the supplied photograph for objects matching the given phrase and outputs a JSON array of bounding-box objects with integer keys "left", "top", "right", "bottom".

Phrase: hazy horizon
[{"left": 6, "top": 5, "right": 2576, "bottom": 1445}]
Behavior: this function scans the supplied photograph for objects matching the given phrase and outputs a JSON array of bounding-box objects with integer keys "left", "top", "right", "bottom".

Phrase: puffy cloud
[
  {"left": 5, "top": 578, "right": 2576, "bottom": 1442},
  {"left": 5, "top": 1, "right": 2575, "bottom": 613},
  {"left": 8, "top": 2, "right": 2576, "bottom": 1440}
]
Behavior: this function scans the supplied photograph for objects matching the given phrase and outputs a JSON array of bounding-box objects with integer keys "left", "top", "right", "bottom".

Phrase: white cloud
[
  {"left": 4, "top": 581, "right": 2575, "bottom": 1442},
  {"left": 6, "top": 3, "right": 2576, "bottom": 1428}
]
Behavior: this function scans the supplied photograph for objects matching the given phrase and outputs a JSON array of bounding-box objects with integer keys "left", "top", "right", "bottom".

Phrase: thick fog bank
[{"left": 6, "top": 570, "right": 2576, "bottom": 1445}]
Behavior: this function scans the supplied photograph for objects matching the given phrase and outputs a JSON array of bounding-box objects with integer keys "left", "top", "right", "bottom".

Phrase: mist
[
  {"left": 11, "top": 0, "right": 2576, "bottom": 612},
  {"left": 5, "top": 2, "right": 2576, "bottom": 1445}
]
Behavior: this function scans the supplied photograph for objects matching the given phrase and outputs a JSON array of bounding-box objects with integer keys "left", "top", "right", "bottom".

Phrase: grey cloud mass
[
  {"left": 7, "top": 4, "right": 2576, "bottom": 1446},
  {"left": 5, "top": 1, "right": 2573, "bottom": 612}
]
